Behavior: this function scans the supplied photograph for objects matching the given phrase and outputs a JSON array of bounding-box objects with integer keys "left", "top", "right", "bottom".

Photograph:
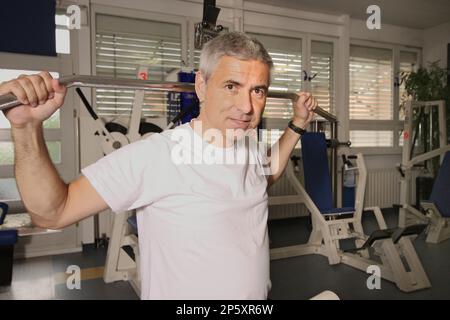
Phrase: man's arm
[
  {"left": 12, "top": 123, "right": 108, "bottom": 229},
  {"left": 266, "top": 122, "right": 303, "bottom": 188},
  {"left": 1, "top": 72, "right": 108, "bottom": 229},
  {"left": 266, "top": 93, "right": 317, "bottom": 188}
]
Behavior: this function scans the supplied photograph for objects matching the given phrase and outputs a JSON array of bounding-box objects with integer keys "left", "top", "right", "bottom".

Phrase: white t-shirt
[{"left": 81, "top": 122, "right": 271, "bottom": 299}]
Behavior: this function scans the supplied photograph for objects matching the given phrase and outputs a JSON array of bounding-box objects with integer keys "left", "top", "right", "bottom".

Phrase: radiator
[
  {"left": 268, "top": 170, "right": 308, "bottom": 220},
  {"left": 364, "top": 169, "right": 400, "bottom": 208}
]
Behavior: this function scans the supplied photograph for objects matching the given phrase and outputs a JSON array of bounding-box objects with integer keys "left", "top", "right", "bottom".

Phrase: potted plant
[{"left": 401, "top": 61, "right": 450, "bottom": 143}]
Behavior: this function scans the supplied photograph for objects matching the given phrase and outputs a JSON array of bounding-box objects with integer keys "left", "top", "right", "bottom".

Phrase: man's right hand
[{"left": 0, "top": 71, "right": 67, "bottom": 129}]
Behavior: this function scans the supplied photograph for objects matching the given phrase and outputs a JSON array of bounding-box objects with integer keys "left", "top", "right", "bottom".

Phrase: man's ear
[{"left": 195, "top": 71, "right": 206, "bottom": 103}]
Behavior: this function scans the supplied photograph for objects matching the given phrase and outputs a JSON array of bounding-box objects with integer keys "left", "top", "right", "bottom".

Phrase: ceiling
[{"left": 249, "top": 0, "right": 450, "bottom": 29}]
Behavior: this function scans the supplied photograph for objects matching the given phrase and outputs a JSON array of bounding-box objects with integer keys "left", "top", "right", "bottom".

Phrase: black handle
[{"left": 76, "top": 88, "right": 98, "bottom": 121}]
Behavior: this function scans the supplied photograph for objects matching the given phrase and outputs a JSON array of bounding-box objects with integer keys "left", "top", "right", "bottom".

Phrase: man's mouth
[{"left": 229, "top": 118, "right": 251, "bottom": 128}]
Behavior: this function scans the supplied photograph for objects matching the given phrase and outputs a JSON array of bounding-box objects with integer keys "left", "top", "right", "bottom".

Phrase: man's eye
[
  {"left": 254, "top": 88, "right": 265, "bottom": 97},
  {"left": 226, "top": 84, "right": 235, "bottom": 90}
]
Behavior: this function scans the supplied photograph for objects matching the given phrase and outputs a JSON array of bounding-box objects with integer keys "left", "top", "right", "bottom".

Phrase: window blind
[
  {"left": 349, "top": 45, "right": 393, "bottom": 120},
  {"left": 95, "top": 14, "right": 182, "bottom": 118},
  {"left": 311, "top": 41, "right": 333, "bottom": 113},
  {"left": 350, "top": 130, "right": 393, "bottom": 147}
]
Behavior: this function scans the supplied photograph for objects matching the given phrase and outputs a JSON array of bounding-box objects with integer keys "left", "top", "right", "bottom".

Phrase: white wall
[
  {"left": 350, "top": 18, "right": 423, "bottom": 47},
  {"left": 423, "top": 21, "right": 450, "bottom": 67}
]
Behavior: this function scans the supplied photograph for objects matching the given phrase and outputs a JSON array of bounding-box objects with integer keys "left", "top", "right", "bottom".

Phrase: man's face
[{"left": 195, "top": 56, "right": 269, "bottom": 138}]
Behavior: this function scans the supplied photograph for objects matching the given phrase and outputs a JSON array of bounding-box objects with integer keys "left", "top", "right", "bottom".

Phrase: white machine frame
[
  {"left": 103, "top": 211, "right": 141, "bottom": 294},
  {"left": 269, "top": 153, "right": 431, "bottom": 292},
  {"left": 398, "top": 100, "right": 450, "bottom": 243}
]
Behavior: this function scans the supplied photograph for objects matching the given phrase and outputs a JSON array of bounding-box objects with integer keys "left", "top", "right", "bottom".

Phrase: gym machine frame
[
  {"left": 398, "top": 100, "right": 450, "bottom": 243},
  {"left": 268, "top": 118, "right": 431, "bottom": 292}
]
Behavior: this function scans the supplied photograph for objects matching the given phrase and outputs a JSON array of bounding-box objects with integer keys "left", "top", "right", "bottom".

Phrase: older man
[{"left": 0, "top": 32, "right": 317, "bottom": 299}]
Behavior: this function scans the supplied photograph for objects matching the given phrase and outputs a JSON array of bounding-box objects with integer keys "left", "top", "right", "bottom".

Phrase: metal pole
[
  {"left": 331, "top": 122, "right": 338, "bottom": 207},
  {"left": 0, "top": 75, "right": 337, "bottom": 122}
]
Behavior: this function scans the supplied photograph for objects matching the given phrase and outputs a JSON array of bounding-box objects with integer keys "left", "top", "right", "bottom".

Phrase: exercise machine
[
  {"left": 269, "top": 130, "right": 431, "bottom": 292},
  {"left": 398, "top": 100, "right": 450, "bottom": 243}
]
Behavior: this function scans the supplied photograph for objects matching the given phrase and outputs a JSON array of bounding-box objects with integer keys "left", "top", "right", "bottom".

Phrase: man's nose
[{"left": 236, "top": 91, "right": 253, "bottom": 114}]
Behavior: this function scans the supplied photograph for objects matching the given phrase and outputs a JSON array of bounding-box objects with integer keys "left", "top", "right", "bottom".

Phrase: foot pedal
[
  {"left": 391, "top": 223, "right": 428, "bottom": 243},
  {"left": 344, "top": 228, "right": 396, "bottom": 253}
]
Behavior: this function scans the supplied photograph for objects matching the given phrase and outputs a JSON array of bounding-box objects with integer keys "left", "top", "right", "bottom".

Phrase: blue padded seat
[
  {"left": 0, "top": 201, "right": 18, "bottom": 286},
  {"left": 301, "top": 132, "right": 355, "bottom": 215},
  {"left": 0, "top": 229, "right": 18, "bottom": 286},
  {"left": 0, "top": 202, "right": 8, "bottom": 225},
  {"left": 0, "top": 202, "right": 18, "bottom": 246},
  {"left": 0, "top": 229, "right": 18, "bottom": 246}
]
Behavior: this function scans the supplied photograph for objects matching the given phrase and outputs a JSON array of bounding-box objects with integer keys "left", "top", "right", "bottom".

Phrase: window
[
  {"left": 399, "top": 51, "right": 418, "bottom": 120},
  {"left": 349, "top": 45, "right": 393, "bottom": 121},
  {"left": 349, "top": 44, "right": 420, "bottom": 149},
  {"left": 311, "top": 41, "right": 334, "bottom": 113},
  {"left": 95, "top": 14, "right": 182, "bottom": 118},
  {"left": 350, "top": 45, "right": 394, "bottom": 148},
  {"left": 350, "top": 130, "right": 393, "bottom": 147}
]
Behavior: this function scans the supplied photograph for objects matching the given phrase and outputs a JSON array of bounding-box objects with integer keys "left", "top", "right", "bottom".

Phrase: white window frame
[{"left": 349, "top": 39, "right": 421, "bottom": 155}]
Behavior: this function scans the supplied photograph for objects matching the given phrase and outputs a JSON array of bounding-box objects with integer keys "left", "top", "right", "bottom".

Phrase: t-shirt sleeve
[{"left": 81, "top": 138, "right": 157, "bottom": 213}]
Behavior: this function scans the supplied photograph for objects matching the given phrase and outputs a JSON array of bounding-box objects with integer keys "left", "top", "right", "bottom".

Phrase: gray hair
[{"left": 199, "top": 32, "right": 273, "bottom": 82}]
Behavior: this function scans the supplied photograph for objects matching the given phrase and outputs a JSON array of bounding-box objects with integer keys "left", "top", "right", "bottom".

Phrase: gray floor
[
  {"left": 1, "top": 208, "right": 449, "bottom": 299},
  {"left": 268, "top": 209, "right": 450, "bottom": 300},
  {"left": 0, "top": 245, "right": 138, "bottom": 300}
]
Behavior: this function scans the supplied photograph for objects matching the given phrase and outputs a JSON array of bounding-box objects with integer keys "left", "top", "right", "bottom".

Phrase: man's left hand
[{"left": 292, "top": 92, "right": 318, "bottom": 129}]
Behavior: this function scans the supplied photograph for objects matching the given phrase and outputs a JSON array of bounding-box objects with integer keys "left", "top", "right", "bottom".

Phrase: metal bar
[
  {"left": 331, "top": 122, "right": 338, "bottom": 206},
  {"left": 266, "top": 90, "right": 337, "bottom": 122},
  {"left": 0, "top": 75, "right": 194, "bottom": 111},
  {"left": 407, "top": 144, "right": 450, "bottom": 168},
  {"left": 0, "top": 75, "right": 337, "bottom": 122}
]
